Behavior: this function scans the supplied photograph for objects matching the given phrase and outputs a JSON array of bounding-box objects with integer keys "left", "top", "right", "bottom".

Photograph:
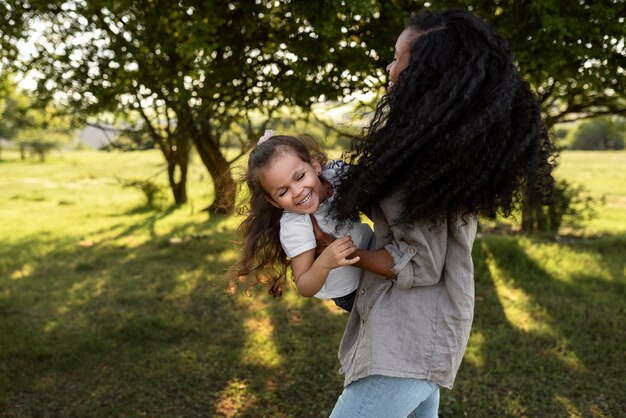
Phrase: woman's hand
[{"left": 310, "top": 215, "right": 337, "bottom": 258}]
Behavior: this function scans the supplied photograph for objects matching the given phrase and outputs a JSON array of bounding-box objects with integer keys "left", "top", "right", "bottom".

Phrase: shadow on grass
[
  {"left": 0, "top": 212, "right": 350, "bottom": 417},
  {"left": 0, "top": 214, "right": 246, "bottom": 417},
  {"left": 5, "top": 210, "right": 622, "bottom": 417},
  {"left": 444, "top": 234, "right": 625, "bottom": 417}
]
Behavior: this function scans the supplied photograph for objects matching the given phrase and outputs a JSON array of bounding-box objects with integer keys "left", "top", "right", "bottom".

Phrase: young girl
[
  {"left": 311, "top": 9, "right": 556, "bottom": 417},
  {"left": 231, "top": 132, "right": 373, "bottom": 312}
]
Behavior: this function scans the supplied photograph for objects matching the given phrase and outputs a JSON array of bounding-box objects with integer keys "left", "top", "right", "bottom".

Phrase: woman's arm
[
  {"left": 291, "top": 236, "right": 360, "bottom": 297},
  {"left": 383, "top": 215, "right": 476, "bottom": 289},
  {"left": 310, "top": 215, "right": 395, "bottom": 279},
  {"left": 350, "top": 248, "right": 395, "bottom": 278}
]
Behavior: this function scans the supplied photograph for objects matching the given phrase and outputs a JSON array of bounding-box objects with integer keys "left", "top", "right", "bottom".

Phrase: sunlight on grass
[
  {"left": 68, "top": 277, "right": 107, "bottom": 306},
  {"left": 217, "top": 248, "right": 240, "bottom": 264},
  {"left": 520, "top": 239, "right": 612, "bottom": 283},
  {"left": 482, "top": 242, "right": 546, "bottom": 333},
  {"left": 503, "top": 395, "right": 526, "bottom": 417},
  {"left": 10, "top": 263, "right": 33, "bottom": 280},
  {"left": 168, "top": 271, "right": 200, "bottom": 300},
  {"left": 482, "top": 239, "right": 588, "bottom": 375},
  {"left": 242, "top": 313, "right": 282, "bottom": 368},
  {"left": 215, "top": 378, "right": 252, "bottom": 418},
  {"left": 554, "top": 394, "right": 582, "bottom": 417},
  {"left": 464, "top": 331, "right": 485, "bottom": 368}
]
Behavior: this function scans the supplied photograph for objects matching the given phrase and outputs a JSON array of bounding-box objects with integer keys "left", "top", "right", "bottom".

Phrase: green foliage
[
  {"left": 22, "top": 139, "right": 57, "bottom": 162},
  {"left": 118, "top": 177, "right": 166, "bottom": 208},
  {"left": 3, "top": 0, "right": 624, "bottom": 211},
  {"left": 438, "top": 0, "right": 626, "bottom": 126},
  {"left": 6, "top": 1, "right": 625, "bottom": 128},
  {"left": 3, "top": 0, "right": 413, "bottom": 212},
  {"left": 11, "top": 115, "right": 74, "bottom": 162},
  {"left": 0, "top": 73, "right": 74, "bottom": 163},
  {"left": 544, "top": 179, "right": 603, "bottom": 232},
  {"left": 522, "top": 178, "right": 603, "bottom": 235},
  {"left": 0, "top": 74, "right": 32, "bottom": 139},
  {"left": 569, "top": 118, "right": 625, "bottom": 150}
]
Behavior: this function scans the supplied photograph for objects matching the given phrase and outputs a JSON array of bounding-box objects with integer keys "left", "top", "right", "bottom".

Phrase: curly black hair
[{"left": 329, "top": 9, "right": 556, "bottom": 225}]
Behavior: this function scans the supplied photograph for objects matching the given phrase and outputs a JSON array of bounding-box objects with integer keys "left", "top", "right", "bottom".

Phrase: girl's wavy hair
[
  {"left": 329, "top": 8, "right": 556, "bottom": 225},
  {"left": 228, "top": 134, "right": 327, "bottom": 297}
]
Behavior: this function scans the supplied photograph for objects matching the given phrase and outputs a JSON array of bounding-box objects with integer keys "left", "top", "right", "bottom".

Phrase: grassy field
[{"left": 0, "top": 149, "right": 624, "bottom": 417}]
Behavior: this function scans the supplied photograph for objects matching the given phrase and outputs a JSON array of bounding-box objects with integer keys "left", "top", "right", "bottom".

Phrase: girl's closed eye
[{"left": 297, "top": 172, "right": 305, "bottom": 181}]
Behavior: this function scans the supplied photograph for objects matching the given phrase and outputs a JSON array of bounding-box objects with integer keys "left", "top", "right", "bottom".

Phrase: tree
[
  {"left": 435, "top": 0, "right": 625, "bottom": 126},
  {"left": 5, "top": 0, "right": 412, "bottom": 212},
  {"left": 0, "top": 74, "right": 30, "bottom": 139},
  {"left": 4, "top": 1, "right": 624, "bottom": 215}
]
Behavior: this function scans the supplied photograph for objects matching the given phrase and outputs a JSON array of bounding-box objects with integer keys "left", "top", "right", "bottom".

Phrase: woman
[{"left": 317, "top": 9, "right": 555, "bottom": 417}]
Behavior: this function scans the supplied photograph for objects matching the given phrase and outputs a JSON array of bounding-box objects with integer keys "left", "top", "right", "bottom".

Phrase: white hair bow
[{"left": 257, "top": 129, "right": 274, "bottom": 145}]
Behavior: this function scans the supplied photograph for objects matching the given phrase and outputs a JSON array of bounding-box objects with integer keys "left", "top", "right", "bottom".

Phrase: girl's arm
[
  {"left": 291, "top": 236, "right": 360, "bottom": 297},
  {"left": 310, "top": 215, "right": 395, "bottom": 278}
]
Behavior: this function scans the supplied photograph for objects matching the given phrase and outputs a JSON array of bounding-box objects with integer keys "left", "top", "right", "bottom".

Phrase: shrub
[
  {"left": 522, "top": 179, "right": 603, "bottom": 234},
  {"left": 118, "top": 178, "right": 165, "bottom": 208},
  {"left": 569, "top": 119, "right": 625, "bottom": 150}
]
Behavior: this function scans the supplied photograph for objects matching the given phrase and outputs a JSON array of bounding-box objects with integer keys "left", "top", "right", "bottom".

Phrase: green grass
[
  {"left": 0, "top": 149, "right": 624, "bottom": 417},
  {"left": 554, "top": 151, "right": 626, "bottom": 234}
]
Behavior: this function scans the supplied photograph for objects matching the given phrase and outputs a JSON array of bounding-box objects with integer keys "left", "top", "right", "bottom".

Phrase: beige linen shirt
[{"left": 338, "top": 192, "right": 477, "bottom": 390}]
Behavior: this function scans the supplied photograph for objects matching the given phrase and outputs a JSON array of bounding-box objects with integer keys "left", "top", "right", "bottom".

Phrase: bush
[
  {"left": 569, "top": 119, "right": 625, "bottom": 150},
  {"left": 547, "top": 179, "right": 603, "bottom": 232},
  {"left": 118, "top": 178, "right": 166, "bottom": 208},
  {"left": 522, "top": 179, "right": 603, "bottom": 234}
]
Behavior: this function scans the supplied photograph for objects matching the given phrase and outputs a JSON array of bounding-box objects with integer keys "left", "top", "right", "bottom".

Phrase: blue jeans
[{"left": 329, "top": 375, "right": 440, "bottom": 418}]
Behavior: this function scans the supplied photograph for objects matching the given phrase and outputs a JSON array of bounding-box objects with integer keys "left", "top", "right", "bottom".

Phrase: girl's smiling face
[
  {"left": 260, "top": 151, "right": 327, "bottom": 214},
  {"left": 386, "top": 28, "right": 416, "bottom": 87}
]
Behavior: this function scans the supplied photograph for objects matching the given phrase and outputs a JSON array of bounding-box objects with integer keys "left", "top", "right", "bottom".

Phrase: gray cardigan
[{"left": 338, "top": 192, "right": 478, "bottom": 390}]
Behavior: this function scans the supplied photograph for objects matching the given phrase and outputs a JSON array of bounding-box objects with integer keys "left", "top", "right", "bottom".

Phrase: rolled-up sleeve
[{"left": 384, "top": 220, "right": 448, "bottom": 289}]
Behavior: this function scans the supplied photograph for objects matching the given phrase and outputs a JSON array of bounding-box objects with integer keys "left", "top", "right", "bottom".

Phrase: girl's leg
[{"left": 329, "top": 375, "right": 439, "bottom": 418}]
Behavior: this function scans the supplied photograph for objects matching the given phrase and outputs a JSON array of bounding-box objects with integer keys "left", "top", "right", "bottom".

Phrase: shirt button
[
  {"left": 408, "top": 247, "right": 416, "bottom": 255},
  {"left": 360, "top": 289, "right": 365, "bottom": 295}
]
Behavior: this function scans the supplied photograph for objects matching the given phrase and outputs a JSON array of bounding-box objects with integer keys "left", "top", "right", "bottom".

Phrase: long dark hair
[
  {"left": 329, "top": 9, "right": 556, "bottom": 225},
  {"left": 229, "top": 135, "right": 327, "bottom": 297}
]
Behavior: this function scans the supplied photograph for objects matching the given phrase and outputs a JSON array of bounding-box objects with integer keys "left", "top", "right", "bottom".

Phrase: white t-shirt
[{"left": 279, "top": 160, "right": 374, "bottom": 299}]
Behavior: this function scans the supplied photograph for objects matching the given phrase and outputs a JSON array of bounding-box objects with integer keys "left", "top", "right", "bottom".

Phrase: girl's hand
[
  {"left": 316, "top": 236, "right": 360, "bottom": 270},
  {"left": 310, "top": 215, "right": 336, "bottom": 257}
]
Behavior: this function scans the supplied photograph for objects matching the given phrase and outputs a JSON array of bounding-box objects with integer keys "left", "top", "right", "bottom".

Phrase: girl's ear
[{"left": 311, "top": 158, "right": 322, "bottom": 175}]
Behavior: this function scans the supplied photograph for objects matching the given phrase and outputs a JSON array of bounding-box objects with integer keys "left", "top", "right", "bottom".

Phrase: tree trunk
[
  {"left": 167, "top": 132, "right": 190, "bottom": 205},
  {"left": 167, "top": 160, "right": 188, "bottom": 204},
  {"left": 521, "top": 118, "right": 557, "bottom": 235},
  {"left": 521, "top": 195, "right": 535, "bottom": 233},
  {"left": 193, "top": 136, "right": 236, "bottom": 214},
  {"left": 153, "top": 132, "right": 189, "bottom": 205},
  {"left": 521, "top": 183, "right": 553, "bottom": 234}
]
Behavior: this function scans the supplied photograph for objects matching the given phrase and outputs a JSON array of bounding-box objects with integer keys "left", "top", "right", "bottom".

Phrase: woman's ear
[{"left": 311, "top": 158, "right": 322, "bottom": 176}]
